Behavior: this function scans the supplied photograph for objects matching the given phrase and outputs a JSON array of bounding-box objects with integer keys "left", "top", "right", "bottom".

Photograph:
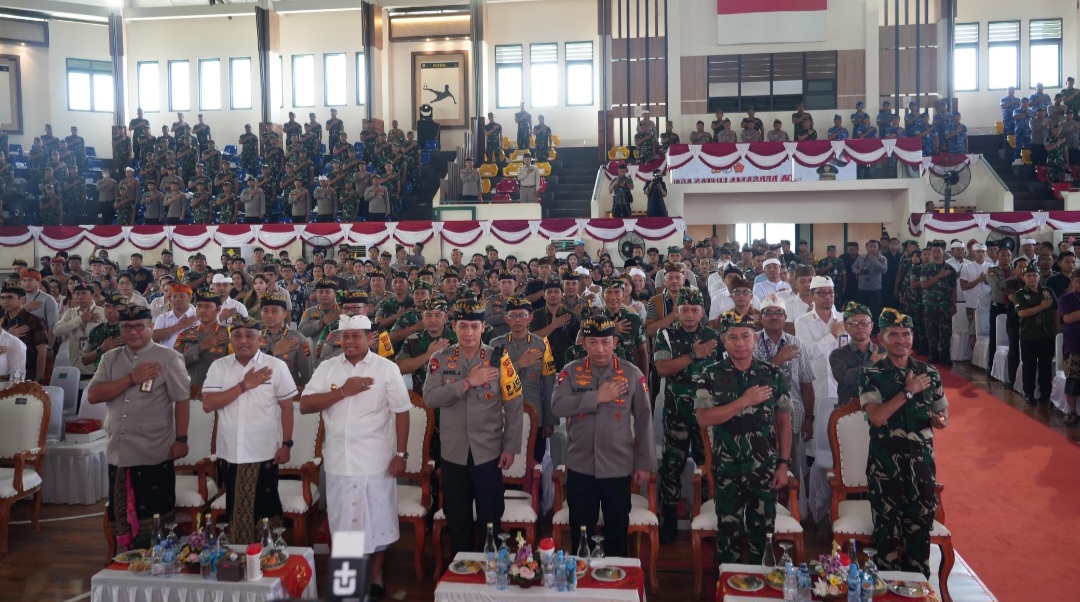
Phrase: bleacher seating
[
  {"left": 503, "top": 162, "right": 522, "bottom": 177},
  {"left": 223, "top": 144, "right": 238, "bottom": 156},
  {"left": 478, "top": 163, "right": 499, "bottom": 179},
  {"left": 423, "top": 139, "right": 440, "bottom": 152},
  {"left": 85, "top": 146, "right": 96, "bottom": 158},
  {"left": 8, "top": 143, "right": 22, "bottom": 156},
  {"left": 608, "top": 146, "right": 630, "bottom": 161},
  {"left": 494, "top": 179, "right": 519, "bottom": 195},
  {"left": 492, "top": 193, "right": 512, "bottom": 203}
]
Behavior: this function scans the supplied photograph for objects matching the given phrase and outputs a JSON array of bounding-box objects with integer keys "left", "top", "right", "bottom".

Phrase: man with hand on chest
[
  {"left": 201, "top": 316, "right": 299, "bottom": 544},
  {"left": 174, "top": 290, "right": 231, "bottom": 395},
  {"left": 259, "top": 292, "right": 312, "bottom": 389},
  {"left": 551, "top": 317, "right": 656, "bottom": 558},
  {"left": 423, "top": 299, "right": 524, "bottom": 556}
]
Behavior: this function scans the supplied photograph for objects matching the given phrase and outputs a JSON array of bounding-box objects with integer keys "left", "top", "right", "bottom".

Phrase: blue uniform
[
  {"left": 919, "top": 122, "right": 936, "bottom": 156},
  {"left": 1013, "top": 107, "right": 1033, "bottom": 159},
  {"left": 827, "top": 125, "right": 849, "bottom": 140},
  {"left": 853, "top": 120, "right": 871, "bottom": 139},
  {"left": 904, "top": 110, "right": 920, "bottom": 137},
  {"left": 876, "top": 110, "right": 893, "bottom": 128},
  {"left": 851, "top": 111, "right": 869, "bottom": 127},
  {"left": 1000, "top": 95, "right": 1021, "bottom": 136},
  {"left": 860, "top": 126, "right": 879, "bottom": 140},
  {"left": 945, "top": 122, "right": 967, "bottom": 155},
  {"left": 1029, "top": 92, "right": 1052, "bottom": 114}
]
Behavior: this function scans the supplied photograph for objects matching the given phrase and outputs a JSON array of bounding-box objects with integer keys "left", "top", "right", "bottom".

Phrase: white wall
[
  {"left": 388, "top": 39, "right": 472, "bottom": 149},
  {"left": 953, "top": 0, "right": 1079, "bottom": 129}
]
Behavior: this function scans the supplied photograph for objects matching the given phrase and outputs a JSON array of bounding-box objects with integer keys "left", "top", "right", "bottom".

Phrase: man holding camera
[{"left": 645, "top": 169, "right": 668, "bottom": 217}]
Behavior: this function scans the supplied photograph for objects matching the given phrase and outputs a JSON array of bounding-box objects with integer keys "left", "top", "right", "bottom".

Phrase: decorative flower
[
  {"left": 828, "top": 575, "right": 840, "bottom": 587},
  {"left": 508, "top": 565, "right": 520, "bottom": 576},
  {"left": 519, "top": 567, "right": 535, "bottom": 580},
  {"left": 814, "top": 581, "right": 829, "bottom": 596},
  {"left": 828, "top": 584, "right": 841, "bottom": 596}
]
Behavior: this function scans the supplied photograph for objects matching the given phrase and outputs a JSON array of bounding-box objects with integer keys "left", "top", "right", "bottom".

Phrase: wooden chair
[
  {"left": 398, "top": 392, "right": 434, "bottom": 580},
  {"left": 827, "top": 400, "right": 955, "bottom": 602},
  {"left": 174, "top": 399, "right": 219, "bottom": 529},
  {"left": 432, "top": 404, "right": 540, "bottom": 574},
  {"left": 0, "top": 382, "right": 50, "bottom": 557},
  {"left": 689, "top": 424, "right": 804, "bottom": 597},
  {"left": 550, "top": 415, "right": 660, "bottom": 593},
  {"left": 210, "top": 402, "right": 324, "bottom": 545}
]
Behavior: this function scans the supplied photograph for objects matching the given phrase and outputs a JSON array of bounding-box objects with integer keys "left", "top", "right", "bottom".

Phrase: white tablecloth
[
  {"left": 90, "top": 546, "right": 318, "bottom": 602},
  {"left": 718, "top": 563, "right": 927, "bottom": 602},
  {"left": 434, "top": 552, "right": 643, "bottom": 602},
  {"left": 42, "top": 438, "right": 108, "bottom": 505}
]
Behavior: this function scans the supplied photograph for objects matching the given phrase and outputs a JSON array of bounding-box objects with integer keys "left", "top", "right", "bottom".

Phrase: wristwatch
[
  {"left": 904, "top": 390, "right": 914, "bottom": 400},
  {"left": 282, "top": 439, "right": 294, "bottom": 448},
  {"left": 175, "top": 435, "right": 188, "bottom": 444},
  {"left": 396, "top": 451, "right": 410, "bottom": 460},
  {"left": 689, "top": 349, "right": 698, "bottom": 361}
]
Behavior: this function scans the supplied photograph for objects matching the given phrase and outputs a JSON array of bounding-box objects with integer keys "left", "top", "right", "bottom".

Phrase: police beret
[
  {"left": 580, "top": 318, "right": 617, "bottom": 337},
  {"left": 194, "top": 291, "right": 221, "bottom": 305},
  {"left": 544, "top": 278, "right": 564, "bottom": 290},
  {"left": 391, "top": 270, "right": 409, "bottom": 281},
  {"left": 424, "top": 298, "right": 449, "bottom": 312},
  {"left": 412, "top": 280, "right": 434, "bottom": 292},
  {"left": 505, "top": 296, "right": 533, "bottom": 312},
  {"left": 260, "top": 293, "right": 289, "bottom": 310},
  {"left": 369, "top": 268, "right": 387, "bottom": 279},
  {"left": 677, "top": 287, "right": 705, "bottom": 307},
  {"left": 340, "top": 290, "right": 370, "bottom": 305},
  {"left": 69, "top": 254, "right": 82, "bottom": 262},
  {"left": 89, "top": 257, "right": 105, "bottom": 265},
  {"left": 231, "top": 315, "right": 263, "bottom": 331},
  {"left": 314, "top": 279, "right": 337, "bottom": 291},
  {"left": 1023, "top": 265, "right": 1040, "bottom": 274},
  {"left": 119, "top": 306, "right": 153, "bottom": 322},
  {"left": 842, "top": 302, "right": 872, "bottom": 320},
  {"left": 453, "top": 299, "right": 486, "bottom": 321},
  {"left": 717, "top": 311, "right": 756, "bottom": 333}
]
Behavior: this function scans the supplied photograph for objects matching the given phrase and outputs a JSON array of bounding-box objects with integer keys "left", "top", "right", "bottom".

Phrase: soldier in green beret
[
  {"left": 858, "top": 308, "right": 948, "bottom": 576},
  {"left": 594, "top": 278, "right": 649, "bottom": 376},
  {"left": 80, "top": 294, "right": 127, "bottom": 372},
  {"left": 695, "top": 311, "right": 793, "bottom": 564},
  {"left": 387, "top": 280, "right": 434, "bottom": 352},
  {"left": 653, "top": 286, "right": 722, "bottom": 542},
  {"left": 375, "top": 270, "right": 413, "bottom": 331}
]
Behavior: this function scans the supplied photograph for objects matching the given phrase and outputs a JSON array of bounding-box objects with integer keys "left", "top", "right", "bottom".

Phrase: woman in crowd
[
  {"left": 244, "top": 273, "right": 270, "bottom": 314},
  {"left": 116, "top": 273, "right": 150, "bottom": 308}
]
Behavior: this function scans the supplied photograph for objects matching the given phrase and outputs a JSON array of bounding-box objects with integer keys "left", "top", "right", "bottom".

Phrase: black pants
[
  {"left": 292, "top": 215, "right": 308, "bottom": 223},
  {"left": 100, "top": 201, "right": 115, "bottom": 225},
  {"left": 566, "top": 470, "right": 632, "bottom": 558},
  {"left": 441, "top": 453, "right": 504, "bottom": 556},
  {"left": 989, "top": 303, "right": 1007, "bottom": 371},
  {"left": 1006, "top": 312, "right": 1020, "bottom": 384},
  {"left": 857, "top": 289, "right": 883, "bottom": 333},
  {"left": 166, "top": 217, "right": 181, "bottom": 225},
  {"left": 1020, "top": 337, "right": 1055, "bottom": 400},
  {"left": 244, "top": 216, "right": 263, "bottom": 224},
  {"left": 1031, "top": 144, "right": 1047, "bottom": 166}
]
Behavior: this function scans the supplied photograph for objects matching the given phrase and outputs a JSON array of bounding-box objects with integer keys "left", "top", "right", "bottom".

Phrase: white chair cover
[
  {"left": 41, "top": 386, "right": 64, "bottom": 443},
  {"left": 76, "top": 387, "right": 108, "bottom": 422},
  {"left": 990, "top": 314, "right": 1012, "bottom": 382},
  {"left": 971, "top": 308, "right": 991, "bottom": 370},
  {"left": 50, "top": 367, "right": 80, "bottom": 416}
]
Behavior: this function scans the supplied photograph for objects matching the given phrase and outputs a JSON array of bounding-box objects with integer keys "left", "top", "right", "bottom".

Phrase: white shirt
[
  {"left": 149, "top": 296, "right": 170, "bottom": 321},
  {"left": 217, "top": 297, "right": 250, "bottom": 326},
  {"left": 706, "top": 272, "right": 729, "bottom": 299},
  {"left": 709, "top": 295, "right": 761, "bottom": 322},
  {"left": 785, "top": 296, "right": 813, "bottom": 324},
  {"left": 153, "top": 305, "right": 196, "bottom": 350},
  {"left": 124, "top": 292, "right": 150, "bottom": 309},
  {"left": 946, "top": 257, "right": 969, "bottom": 299},
  {"left": 203, "top": 351, "right": 299, "bottom": 464},
  {"left": 958, "top": 260, "right": 992, "bottom": 308},
  {"left": 304, "top": 351, "right": 410, "bottom": 477},
  {"left": 753, "top": 279, "right": 792, "bottom": 301},
  {"left": 794, "top": 306, "right": 844, "bottom": 403},
  {"left": 0, "top": 329, "right": 27, "bottom": 377}
]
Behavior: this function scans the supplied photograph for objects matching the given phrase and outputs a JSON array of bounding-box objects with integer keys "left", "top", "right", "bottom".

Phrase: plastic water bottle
[
  {"left": 565, "top": 556, "right": 578, "bottom": 592},
  {"left": 149, "top": 514, "right": 165, "bottom": 578},
  {"left": 162, "top": 527, "right": 178, "bottom": 578},
  {"left": 542, "top": 554, "right": 555, "bottom": 589},
  {"left": 861, "top": 570, "right": 874, "bottom": 602},
  {"left": 782, "top": 560, "right": 798, "bottom": 602},
  {"left": 554, "top": 550, "right": 567, "bottom": 592},
  {"left": 847, "top": 553, "right": 862, "bottom": 602},
  {"left": 496, "top": 548, "right": 510, "bottom": 590},
  {"left": 797, "top": 564, "right": 812, "bottom": 602},
  {"left": 483, "top": 523, "right": 497, "bottom": 587}
]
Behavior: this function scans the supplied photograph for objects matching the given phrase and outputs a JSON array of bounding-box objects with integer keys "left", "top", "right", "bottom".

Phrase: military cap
[
  {"left": 192, "top": 252, "right": 207, "bottom": 260},
  {"left": 260, "top": 293, "right": 289, "bottom": 310},
  {"left": 1, "top": 285, "right": 25, "bottom": 297},
  {"left": 340, "top": 290, "right": 370, "bottom": 305},
  {"left": 412, "top": 280, "right": 434, "bottom": 292},
  {"left": 663, "top": 261, "right": 684, "bottom": 274},
  {"left": 119, "top": 306, "right": 153, "bottom": 322},
  {"left": 379, "top": 251, "right": 392, "bottom": 258},
  {"left": 314, "top": 278, "right": 337, "bottom": 290},
  {"left": 1023, "top": 265, "right": 1040, "bottom": 275},
  {"left": 826, "top": 245, "right": 837, "bottom": 251},
  {"left": 602, "top": 278, "right": 626, "bottom": 289},
  {"left": 71, "top": 283, "right": 92, "bottom": 293},
  {"left": 485, "top": 245, "right": 497, "bottom": 252},
  {"left": 580, "top": 317, "right": 617, "bottom": 337},
  {"left": 440, "top": 268, "right": 460, "bottom": 281},
  {"left": 717, "top": 311, "right": 756, "bottom": 333},
  {"left": 677, "top": 287, "right": 705, "bottom": 307},
  {"left": 544, "top": 278, "right": 564, "bottom": 290},
  {"left": 423, "top": 298, "right": 449, "bottom": 312},
  {"left": 842, "top": 301, "right": 872, "bottom": 320},
  {"left": 452, "top": 299, "right": 486, "bottom": 321},
  {"left": 231, "top": 315, "right": 263, "bottom": 331},
  {"left": 667, "top": 246, "right": 683, "bottom": 255},
  {"left": 391, "top": 270, "right": 409, "bottom": 281},
  {"left": 498, "top": 270, "right": 516, "bottom": 282},
  {"left": 505, "top": 296, "right": 533, "bottom": 312},
  {"left": 878, "top": 307, "right": 913, "bottom": 329},
  {"left": 417, "top": 267, "right": 434, "bottom": 278},
  {"left": 369, "top": 267, "right": 387, "bottom": 279},
  {"left": 89, "top": 257, "right": 105, "bottom": 265},
  {"left": 194, "top": 291, "right": 221, "bottom": 305}
]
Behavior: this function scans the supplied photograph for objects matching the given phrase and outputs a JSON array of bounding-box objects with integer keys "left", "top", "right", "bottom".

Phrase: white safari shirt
[
  {"left": 304, "top": 351, "right": 411, "bottom": 477},
  {"left": 203, "top": 351, "right": 299, "bottom": 464}
]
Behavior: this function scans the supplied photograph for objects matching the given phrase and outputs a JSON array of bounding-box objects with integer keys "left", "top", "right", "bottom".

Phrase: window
[
  {"left": 137, "top": 61, "right": 160, "bottom": 112},
  {"left": 530, "top": 43, "right": 558, "bottom": 108},
  {"left": 66, "top": 59, "right": 113, "bottom": 113},
  {"left": 168, "top": 60, "right": 190, "bottom": 112},
  {"left": 231, "top": 57, "right": 252, "bottom": 109},
  {"left": 292, "top": 54, "right": 315, "bottom": 107},
  {"left": 565, "top": 42, "right": 594, "bottom": 106},
  {"left": 707, "top": 51, "right": 835, "bottom": 112},
  {"left": 199, "top": 59, "right": 221, "bottom": 111},
  {"left": 324, "top": 53, "right": 347, "bottom": 106},
  {"left": 272, "top": 55, "right": 283, "bottom": 109},
  {"left": 356, "top": 51, "right": 366, "bottom": 105},
  {"left": 953, "top": 23, "right": 978, "bottom": 92},
  {"left": 987, "top": 21, "right": 1019, "bottom": 90},
  {"left": 735, "top": 223, "right": 795, "bottom": 245},
  {"left": 495, "top": 45, "right": 522, "bottom": 108},
  {"left": 1029, "top": 19, "right": 1062, "bottom": 88}
]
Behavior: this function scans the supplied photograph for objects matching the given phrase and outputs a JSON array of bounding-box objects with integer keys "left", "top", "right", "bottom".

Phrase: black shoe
[
  {"left": 370, "top": 583, "right": 385, "bottom": 601},
  {"left": 940, "top": 358, "right": 953, "bottom": 366},
  {"left": 1039, "top": 398, "right": 1051, "bottom": 406},
  {"left": 1025, "top": 396, "right": 1038, "bottom": 406},
  {"left": 660, "top": 505, "right": 678, "bottom": 544}
]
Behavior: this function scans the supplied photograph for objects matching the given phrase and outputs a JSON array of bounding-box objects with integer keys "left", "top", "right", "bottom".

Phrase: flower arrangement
[
  {"left": 811, "top": 541, "right": 850, "bottom": 598},
  {"left": 506, "top": 533, "right": 541, "bottom": 588}
]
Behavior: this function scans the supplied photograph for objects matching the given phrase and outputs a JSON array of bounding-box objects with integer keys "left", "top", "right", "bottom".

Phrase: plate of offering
[
  {"left": 575, "top": 558, "right": 588, "bottom": 578},
  {"left": 113, "top": 549, "right": 148, "bottom": 564},
  {"left": 260, "top": 549, "right": 288, "bottom": 571},
  {"left": 888, "top": 581, "right": 932, "bottom": 598},
  {"left": 727, "top": 574, "right": 765, "bottom": 592},
  {"left": 591, "top": 566, "right": 626, "bottom": 582},
  {"left": 127, "top": 558, "right": 152, "bottom": 575},
  {"left": 766, "top": 568, "right": 785, "bottom": 590},
  {"left": 449, "top": 559, "right": 484, "bottom": 575}
]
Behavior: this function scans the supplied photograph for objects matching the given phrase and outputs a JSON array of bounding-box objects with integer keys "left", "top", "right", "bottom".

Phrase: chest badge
[
  {"left": 485, "top": 391, "right": 493, "bottom": 400},
  {"left": 615, "top": 412, "right": 622, "bottom": 421}
]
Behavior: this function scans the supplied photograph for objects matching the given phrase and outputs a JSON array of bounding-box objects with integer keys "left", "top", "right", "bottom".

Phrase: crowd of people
[
  {"left": 5, "top": 109, "right": 430, "bottom": 226},
  {"left": 32, "top": 232, "right": 1077, "bottom": 596},
  {"left": 1000, "top": 79, "right": 1080, "bottom": 180}
]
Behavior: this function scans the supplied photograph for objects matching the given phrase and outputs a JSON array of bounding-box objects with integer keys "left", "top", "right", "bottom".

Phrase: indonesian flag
[{"left": 717, "top": 0, "right": 828, "bottom": 46}]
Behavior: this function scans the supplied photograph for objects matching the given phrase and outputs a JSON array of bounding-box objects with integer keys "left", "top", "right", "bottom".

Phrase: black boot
[{"left": 660, "top": 504, "right": 678, "bottom": 544}]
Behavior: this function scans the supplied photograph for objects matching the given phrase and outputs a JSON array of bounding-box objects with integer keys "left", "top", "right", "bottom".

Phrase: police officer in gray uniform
[
  {"left": 259, "top": 292, "right": 313, "bottom": 388},
  {"left": 423, "top": 299, "right": 524, "bottom": 555},
  {"left": 491, "top": 296, "right": 557, "bottom": 464},
  {"left": 175, "top": 290, "right": 231, "bottom": 392},
  {"left": 484, "top": 270, "right": 518, "bottom": 339},
  {"left": 551, "top": 317, "right": 656, "bottom": 558}
]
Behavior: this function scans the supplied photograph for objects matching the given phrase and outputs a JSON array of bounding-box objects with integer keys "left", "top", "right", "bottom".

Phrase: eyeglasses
[
  {"left": 762, "top": 310, "right": 786, "bottom": 317},
  {"left": 119, "top": 323, "right": 148, "bottom": 333},
  {"left": 813, "top": 291, "right": 835, "bottom": 297},
  {"left": 845, "top": 320, "right": 872, "bottom": 327},
  {"left": 732, "top": 289, "right": 752, "bottom": 296}
]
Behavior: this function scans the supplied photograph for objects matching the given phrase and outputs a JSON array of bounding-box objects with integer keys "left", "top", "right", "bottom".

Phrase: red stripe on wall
[{"left": 716, "top": 0, "right": 827, "bottom": 15}]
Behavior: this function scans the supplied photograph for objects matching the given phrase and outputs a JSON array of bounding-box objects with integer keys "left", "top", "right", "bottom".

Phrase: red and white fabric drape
[
  {"left": 0, "top": 218, "right": 688, "bottom": 251},
  {"left": 906, "top": 211, "right": 1080, "bottom": 236},
  {"left": 660, "top": 139, "right": 930, "bottom": 172}
]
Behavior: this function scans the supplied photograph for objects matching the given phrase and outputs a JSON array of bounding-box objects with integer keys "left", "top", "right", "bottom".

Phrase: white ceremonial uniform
[
  {"left": 203, "top": 351, "right": 299, "bottom": 464},
  {"left": 753, "top": 279, "right": 792, "bottom": 301},
  {"left": 785, "top": 296, "right": 813, "bottom": 324},
  {"left": 709, "top": 295, "right": 762, "bottom": 322},
  {"left": 153, "top": 305, "right": 196, "bottom": 350},
  {"left": 304, "top": 351, "right": 411, "bottom": 554},
  {"left": 0, "top": 329, "right": 27, "bottom": 378},
  {"left": 959, "top": 260, "right": 992, "bottom": 308},
  {"left": 217, "top": 297, "right": 250, "bottom": 326}
]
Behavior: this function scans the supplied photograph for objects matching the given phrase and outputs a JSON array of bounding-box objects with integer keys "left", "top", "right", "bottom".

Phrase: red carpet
[{"left": 935, "top": 368, "right": 1080, "bottom": 602}]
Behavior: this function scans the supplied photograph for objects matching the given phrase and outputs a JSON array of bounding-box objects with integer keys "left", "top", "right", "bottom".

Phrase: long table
[
  {"left": 435, "top": 552, "right": 645, "bottom": 602},
  {"left": 717, "top": 563, "right": 941, "bottom": 602},
  {"left": 90, "top": 546, "right": 317, "bottom": 602}
]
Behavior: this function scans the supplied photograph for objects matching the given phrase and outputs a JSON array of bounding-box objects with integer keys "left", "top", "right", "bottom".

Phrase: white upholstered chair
[
  {"left": 398, "top": 392, "right": 434, "bottom": 580},
  {"left": 990, "top": 314, "right": 1013, "bottom": 382},
  {"left": 970, "top": 308, "right": 992, "bottom": 370},
  {"left": 174, "top": 399, "right": 218, "bottom": 527},
  {"left": 827, "top": 400, "right": 955, "bottom": 602},
  {"left": 948, "top": 303, "right": 972, "bottom": 362},
  {"left": 0, "top": 382, "right": 50, "bottom": 556}
]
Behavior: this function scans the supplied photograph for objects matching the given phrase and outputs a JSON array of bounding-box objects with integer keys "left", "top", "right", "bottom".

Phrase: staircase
[
  {"left": 541, "top": 146, "right": 601, "bottom": 218},
  {"left": 399, "top": 151, "right": 456, "bottom": 222},
  {"left": 969, "top": 134, "right": 1057, "bottom": 212}
]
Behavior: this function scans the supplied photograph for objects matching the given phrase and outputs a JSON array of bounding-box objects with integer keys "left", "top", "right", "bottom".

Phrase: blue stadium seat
[
  {"left": 8, "top": 144, "right": 22, "bottom": 156},
  {"left": 420, "top": 152, "right": 432, "bottom": 165},
  {"left": 354, "top": 142, "right": 365, "bottom": 154},
  {"left": 223, "top": 145, "right": 238, "bottom": 156},
  {"left": 87, "top": 158, "right": 104, "bottom": 171},
  {"left": 422, "top": 139, "right": 439, "bottom": 151},
  {"left": 319, "top": 144, "right": 327, "bottom": 156},
  {"left": 85, "top": 147, "right": 96, "bottom": 158},
  {"left": 404, "top": 181, "right": 414, "bottom": 195},
  {"left": 366, "top": 165, "right": 377, "bottom": 174}
]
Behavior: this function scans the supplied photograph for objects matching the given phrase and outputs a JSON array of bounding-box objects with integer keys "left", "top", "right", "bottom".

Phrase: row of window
[
  {"left": 953, "top": 19, "right": 1062, "bottom": 92},
  {"left": 494, "top": 41, "right": 594, "bottom": 109}
]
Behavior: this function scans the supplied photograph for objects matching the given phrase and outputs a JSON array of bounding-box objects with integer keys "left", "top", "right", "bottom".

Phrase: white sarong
[{"left": 326, "top": 471, "right": 400, "bottom": 555}]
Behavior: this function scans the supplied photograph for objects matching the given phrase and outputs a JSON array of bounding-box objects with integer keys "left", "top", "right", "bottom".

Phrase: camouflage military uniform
[
  {"left": 858, "top": 356, "right": 948, "bottom": 576},
  {"left": 918, "top": 262, "right": 957, "bottom": 361},
  {"left": 85, "top": 322, "right": 121, "bottom": 369},
  {"left": 899, "top": 256, "right": 928, "bottom": 354},
  {"left": 653, "top": 320, "right": 722, "bottom": 507},
  {"left": 816, "top": 257, "right": 846, "bottom": 309},
  {"left": 397, "top": 325, "right": 457, "bottom": 394},
  {"left": 695, "top": 356, "right": 792, "bottom": 563},
  {"left": 238, "top": 132, "right": 259, "bottom": 173},
  {"left": 595, "top": 306, "right": 646, "bottom": 364}
]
